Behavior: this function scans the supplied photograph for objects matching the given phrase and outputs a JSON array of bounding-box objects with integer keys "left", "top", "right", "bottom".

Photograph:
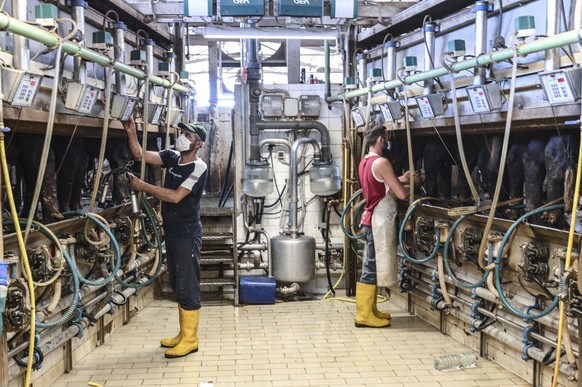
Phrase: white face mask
[{"left": 175, "top": 134, "right": 192, "bottom": 152}]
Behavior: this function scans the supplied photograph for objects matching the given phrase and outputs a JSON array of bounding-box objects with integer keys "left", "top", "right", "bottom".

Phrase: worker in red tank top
[{"left": 355, "top": 125, "right": 423, "bottom": 328}]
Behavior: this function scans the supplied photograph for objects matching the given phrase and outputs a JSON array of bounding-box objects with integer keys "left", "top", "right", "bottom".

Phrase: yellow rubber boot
[
  {"left": 160, "top": 306, "right": 182, "bottom": 348},
  {"left": 373, "top": 285, "right": 391, "bottom": 320},
  {"left": 164, "top": 308, "right": 200, "bottom": 358},
  {"left": 355, "top": 282, "right": 390, "bottom": 328}
]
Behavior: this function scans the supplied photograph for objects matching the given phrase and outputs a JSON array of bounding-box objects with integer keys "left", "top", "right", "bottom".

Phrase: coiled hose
[
  {"left": 340, "top": 189, "right": 365, "bottom": 240},
  {"left": 2, "top": 220, "right": 81, "bottom": 329},
  {"left": 442, "top": 215, "right": 491, "bottom": 289},
  {"left": 398, "top": 200, "right": 440, "bottom": 264},
  {"left": 114, "top": 197, "right": 164, "bottom": 289},
  {"left": 494, "top": 204, "right": 564, "bottom": 320},
  {"left": 63, "top": 211, "right": 121, "bottom": 287}
]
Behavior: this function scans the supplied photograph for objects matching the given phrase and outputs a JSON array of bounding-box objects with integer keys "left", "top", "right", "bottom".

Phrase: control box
[
  {"left": 466, "top": 83, "right": 504, "bottom": 113},
  {"left": 167, "top": 108, "right": 184, "bottom": 127},
  {"left": 1, "top": 68, "right": 43, "bottom": 107},
  {"left": 148, "top": 103, "right": 166, "bottom": 125},
  {"left": 415, "top": 93, "right": 446, "bottom": 118},
  {"left": 284, "top": 98, "right": 298, "bottom": 117},
  {"left": 220, "top": 0, "right": 265, "bottom": 16},
  {"left": 351, "top": 107, "right": 365, "bottom": 127},
  {"left": 379, "top": 101, "right": 403, "bottom": 122},
  {"left": 539, "top": 68, "right": 582, "bottom": 105},
  {"left": 65, "top": 82, "right": 101, "bottom": 114},
  {"left": 184, "top": 0, "right": 212, "bottom": 17},
  {"left": 299, "top": 95, "right": 321, "bottom": 118},
  {"left": 276, "top": 0, "right": 323, "bottom": 17},
  {"left": 260, "top": 95, "right": 284, "bottom": 118},
  {"left": 110, "top": 95, "right": 138, "bottom": 121}
]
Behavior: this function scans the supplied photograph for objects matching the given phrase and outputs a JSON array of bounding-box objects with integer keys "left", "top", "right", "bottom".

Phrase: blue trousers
[
  {"left": 165, "top": 221, "right": 202, "bottom": 310},
  {"left": 360, "top": 226, "right": 376, "bottom": 284}
]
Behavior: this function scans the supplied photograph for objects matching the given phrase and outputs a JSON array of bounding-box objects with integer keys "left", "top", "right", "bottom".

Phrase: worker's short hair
[{"left": 364, "top": 125, "right": 386, "bottom": 147}]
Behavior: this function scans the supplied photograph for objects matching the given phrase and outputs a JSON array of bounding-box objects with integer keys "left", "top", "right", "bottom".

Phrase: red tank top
[{"left": 358, "top": 154, "right": 387, "bottom": 226}]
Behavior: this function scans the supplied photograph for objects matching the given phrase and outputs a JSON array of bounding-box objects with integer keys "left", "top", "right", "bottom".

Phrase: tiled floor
[{"left": 49, "top": 297, "right": 529, "bottom": 387}]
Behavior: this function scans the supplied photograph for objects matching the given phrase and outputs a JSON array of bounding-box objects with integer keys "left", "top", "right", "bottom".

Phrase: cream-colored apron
[{"left": 372, "top": 190, "right": 399, "bottom": 287}]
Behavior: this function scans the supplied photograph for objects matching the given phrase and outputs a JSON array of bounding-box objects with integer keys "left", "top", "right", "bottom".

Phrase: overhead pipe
[
  {"left": 289, "top": 137, "right": 321, "bottom": 238},
  {"left": 70, "top": 0, "right": 87, "bottom": 83},
  {"left": 385, "top": 39, "right": 398, "bottom": 98},
  {"left": 357, "top": 51, "right": 367, "bottom": 107},
  {"left": 255, "top": 121, "right": 332, "bottom": 162},
  {"left": 545, "top": 0, "right": 562, "bottom": 72},
  {"left": 423, "top": 19, "right": 437, "bottom": 96},
  {"left": 324, "top": 39, "right": 331, "bottom": 102},
  {"left": 112, "top": 20, "right": 128, "bottom": 95},
  {"left": 0, "top": 12, "right": 189, "bottom": 93},
  {"left": 326, "top": 29, "right": 582, "bottom": 103},
  {"left": 12, "top": 0, "right": 29, "bottom": 70},
  {"left": 246, "top": 38, "right": 263, "bottom": 164},
  {"left": 473, "top": 1, "right": 490, "bottom": 85}
]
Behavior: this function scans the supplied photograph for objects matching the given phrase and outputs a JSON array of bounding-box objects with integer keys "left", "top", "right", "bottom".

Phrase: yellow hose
[
  {"left": 551, "top": 120, "right": 582, "bottom": 387},
  {"left": 1, "top": 134, "right": 35, "bottom": 386}
]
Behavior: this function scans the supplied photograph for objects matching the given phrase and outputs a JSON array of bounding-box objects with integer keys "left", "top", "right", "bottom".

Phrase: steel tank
[{"left": 271, "top": 234, "right": 315, "bottom": 283}]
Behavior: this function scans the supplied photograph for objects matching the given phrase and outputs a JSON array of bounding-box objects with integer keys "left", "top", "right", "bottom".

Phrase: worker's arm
[
  {"left": 129, "top": 174, "right": 190, "bottom": 204},
  {"left": 373, "top": 158, "right": 409, "bottom": 200},
  {"left": 122, "top": 116, "right": 163, "bottom": 165}
]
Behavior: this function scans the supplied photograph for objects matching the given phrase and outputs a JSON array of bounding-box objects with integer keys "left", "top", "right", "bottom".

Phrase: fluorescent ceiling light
[{"left": 195, "top": 26, "right": 337, "bottom": 41}]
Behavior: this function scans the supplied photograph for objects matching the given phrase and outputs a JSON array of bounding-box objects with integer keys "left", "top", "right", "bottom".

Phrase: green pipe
[
  {"left": 327, "top": 29, "right": 582, "bottom": 102},
  {"left": 0, "top": 13, "right": 190, "bottom": 93}
]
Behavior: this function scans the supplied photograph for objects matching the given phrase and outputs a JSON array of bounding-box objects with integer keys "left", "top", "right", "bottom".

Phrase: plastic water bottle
[{"left": 434, "top": 352, "right": 478, "bottom": 371}]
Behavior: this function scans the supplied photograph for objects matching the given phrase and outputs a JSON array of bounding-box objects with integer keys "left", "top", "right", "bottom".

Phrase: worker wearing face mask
[
  {"left": 122, "top": 116, "right": 208, "bottom": 358},
  {"left": 356, "top": 125, "right": 423, "bottom": 328}
]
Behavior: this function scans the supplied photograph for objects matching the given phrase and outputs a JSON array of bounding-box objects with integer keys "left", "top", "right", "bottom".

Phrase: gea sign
[
  {"left": 277, "top": 0, "right": 323, "bottom": 17},
  {"left": 220, "top": 0, "right": 265, "bottom": 16}
]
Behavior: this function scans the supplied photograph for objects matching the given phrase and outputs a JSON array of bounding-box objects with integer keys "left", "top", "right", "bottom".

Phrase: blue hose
[
  {"left": 4, "top": 220, "right": 82, "bottom": 329},
  {"left": 140, "top": 200, "right": 164, "bottom": 249},
  {"left": 340, "top": 189, "right": 365, "bottom": 240},
  {"left": 114, "top": 197, "right": 164, "bottom": 288},
  {"left": 62, "top": 211, "right": 122, "bottom": 287},
  {"left": 399, "top": 201, "right": 440, "bottom": 264},
  {"left": 494, "top": 204, "right": 564, "bottom": 320},
  {"left": 443, "top": 215, "right": 491, "bottom": 289}
]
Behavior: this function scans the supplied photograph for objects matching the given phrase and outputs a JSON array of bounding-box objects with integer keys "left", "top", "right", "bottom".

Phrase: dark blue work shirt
[{"left": 159, "top": 149, "right": 208, "bottom": 235}]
